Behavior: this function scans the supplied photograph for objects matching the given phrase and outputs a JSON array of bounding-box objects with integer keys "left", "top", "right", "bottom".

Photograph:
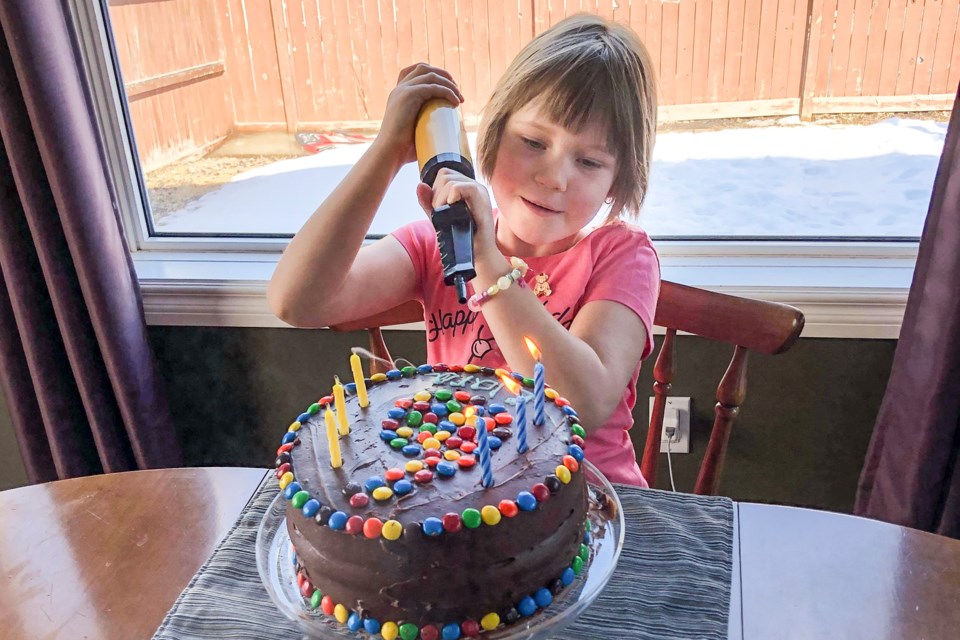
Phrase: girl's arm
[{"left": 267, "top": 64, "right": 463, "bottom": 328}]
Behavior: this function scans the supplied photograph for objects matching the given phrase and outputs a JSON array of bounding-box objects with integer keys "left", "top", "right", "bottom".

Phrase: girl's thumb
[{"left": 416, "top": 182, "right": 434, "bottom": 218}]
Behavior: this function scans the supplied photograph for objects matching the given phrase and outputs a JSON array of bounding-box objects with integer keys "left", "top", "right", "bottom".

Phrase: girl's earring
[{"left": 604, "top": 197, "right": 614, "bottom": 205}]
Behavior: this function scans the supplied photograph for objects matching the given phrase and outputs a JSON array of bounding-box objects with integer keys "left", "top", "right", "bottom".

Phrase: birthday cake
[{"left": 273, "top": 362, "right": 590, "bottom": 638}]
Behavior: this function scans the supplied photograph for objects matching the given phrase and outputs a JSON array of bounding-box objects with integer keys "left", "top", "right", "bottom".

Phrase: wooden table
[{"left": 1, "top": 468, "right": 958, "bottom": 640}]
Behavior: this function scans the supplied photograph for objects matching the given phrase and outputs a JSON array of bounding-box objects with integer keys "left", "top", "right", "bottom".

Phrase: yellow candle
[
  {"left": 333, "top": 376, "right": 349, "bottom": 435},
  {"left": 350, "top": 353, "right": 369, "bottom": 408},
  {"left": 325, "top": 408, "right": 342, "bottom": 468}
]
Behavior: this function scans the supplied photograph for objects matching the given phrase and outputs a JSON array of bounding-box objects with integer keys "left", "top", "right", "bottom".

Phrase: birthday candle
[
  {"left": 476, "top": 415, "right": 494, "bottom": 488},
  {"left": 350, "top": 353, "right": 369, "bottom": 408},
  {"left": 333, "top": 376, "right": 349, "bottom": 435},
  {"left": 500, "top": 375, "right": 528, "bottom": 454},
  {"left": 325, "top": 408, "right": 342, "bottom": 468},
  {"left": 524, "top": 337, "right": 546, "bottom": 426}
]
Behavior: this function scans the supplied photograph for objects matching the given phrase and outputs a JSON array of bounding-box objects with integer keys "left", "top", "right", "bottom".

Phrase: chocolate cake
[{"left": 273, "top": 363, "right": 591, "bottom": 638}]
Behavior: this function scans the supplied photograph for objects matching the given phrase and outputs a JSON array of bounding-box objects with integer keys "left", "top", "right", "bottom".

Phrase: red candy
[
  {"left": 382, "top": 418, "right": 399, "bottom": 430},
  {"left": 422, "top": 412, "right": 438, "bottom": 424},
  {"left": 562, "top": 455, "right": 580, "bottom": 473},
  {"left": 394, "top": 399, "right": 413, "bottom": 409},
  {"left": 449, "top": 364, "right": 463, "bottom": 372},
  {"left": 555, "top": 397, "right": 571, "bottom": 407},
  {"left": 275, "top": 462, "right": 291, "bottom": 478},
  {"left": 413, "top": 401, "right": 431, "bottom": 412},
  {"left": 494, "top": 413, "right": 513, "bottom": 425},
  {"left": 454, "top": 391, "right": 472, "bottom": 402},
  {"left": 571, "top": 434, "right": 586, "bottom": 448},
  {"left": 434, "top": 363, "right": 449, "bottom": 372},
  {"left": 420, "top": 625, "right": 440, "bottom": 640},
  {"left": 277, "top": 442, "right": 295, "bottom": 454},
  {"left": 414, "top": 469, "right": 434, "bottom": 483},
  {"left": 457, "top": 454, "right": 476, "bottom": 468},
  {"left": 417, "top": 431, "right": 432, "bottom": 444},
  {"left": 498, "top": 499, "right": 519, "bottom": 517},
  {"left": 318, "top": 395, "right": 333, "bottom": 406},
  {"left": 457, "top": 426, "right": 476, "bottom": 440},
  {"left": 460, "top": 441, "right": 477, "bottom": 454},
  {"left": 461, "top": 620, "right": 480, "bottom": 637},
  {"left": 385, "top": 468, "right": 405, "bottom": 481},
  {"left": 442, "top": 512, "right": 463, "bottom": 532},
  {"left": 363, "top": 518, "right": 383, "bottom": 539},
  {"left": 445, "top": 436, "right": 463, "bottom": 449},
  {"left": 345, "top": 515, "right": 364, "bottom": 535},
  {"left": 531, "top": 483, "right": 551, "bottom": 502},
  {"left": 484, "top": 417, "right": 496, "bottom": 432},
  {"left": 297, "top": 571, "right": 306, "bottom": 587},
  {"left": 349, "top": 493, "right": 370, "bottom": 508},
  {"left": 424, "top": 457, "right": 440, "bottom": 467},
  {"left": 424, "top": 449, "right": 442, "bottom": 459},
  {"left": 321, "top": 595, "right": 334, "bottom": 615},
  {"left": 299, "top": 579, "right": 314, "bottom": 597}
]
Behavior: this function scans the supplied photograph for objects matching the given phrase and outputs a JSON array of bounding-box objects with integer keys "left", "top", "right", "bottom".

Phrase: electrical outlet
[{"left": 649, "top": 397, "right": 691, "bottom": 453}]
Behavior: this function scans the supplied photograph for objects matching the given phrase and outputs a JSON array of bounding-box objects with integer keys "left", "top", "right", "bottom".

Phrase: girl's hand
[
  {"left": 416, "top": 170, "right": 500, "bottom": 264},
  {"left": 375, "top": 63, "right": 463, "bottom": 166}
]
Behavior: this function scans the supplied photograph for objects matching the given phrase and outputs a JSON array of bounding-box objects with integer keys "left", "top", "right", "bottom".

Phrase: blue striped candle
[
  {"left": 533, "top": 360, "right": 545, "bottom": 426},
  {"left": 516, "top": 393, "right": 529, "bottom": 453},
  {"left": 476, "top": 416, "right": 494, "bottom": 487}
]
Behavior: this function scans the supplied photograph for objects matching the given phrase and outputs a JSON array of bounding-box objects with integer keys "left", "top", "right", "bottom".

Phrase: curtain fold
[
  {"left": 0, "top": 0, "right": 181, "bottom": 482},
  {"left": 855, "top": 88, "right": 960, "bottom": 538}
]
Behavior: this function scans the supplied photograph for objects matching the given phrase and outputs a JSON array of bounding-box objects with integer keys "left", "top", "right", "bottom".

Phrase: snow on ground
[{"left": 155, "top": 118, "right": 947, "bottom": 239}]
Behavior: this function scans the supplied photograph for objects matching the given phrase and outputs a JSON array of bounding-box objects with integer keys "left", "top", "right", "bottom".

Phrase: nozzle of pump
[{"left": 415, "top": 98, "right": 476, "bottom": 304}]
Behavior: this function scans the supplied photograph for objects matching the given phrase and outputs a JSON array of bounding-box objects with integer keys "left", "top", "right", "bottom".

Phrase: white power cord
[{"left": 664, "top": 423, "right": 677, "bottom": 492}]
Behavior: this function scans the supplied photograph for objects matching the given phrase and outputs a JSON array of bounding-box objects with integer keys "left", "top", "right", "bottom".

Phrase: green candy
[
  {"left": 580, "top": 544, "right": 590, "bottom": 561},
  {"left": 291, "top": 490, "right": 310, "bottom": 509},
  {"left": 434, "top": 389, "right": 453, "bottom": 402},
  {"left": 572, "top": 555, "right": 584, "bottom": 575},
  {"left": 390, "top": 437, "right": 409, "bottom": 449},
  {"left": 309, "top": 589, "right": 322, "bottom": 609},
  {"left": 399, "top": 622, "right": 419, "bottom": 640},
  {"left": 401, "top": 366, "right": 417, "bottom": 377},
  {"left": 446, "top": 400, "right": 463, "bottom": 414},
  {"left": 585, "top": 519, "right": 592, "bottom": 531},
  {"left": 462, "top": 508, "right": 482, "bottom": 529},
  {"left": 308, "top": 402, "right": 320, "bottom": 415},
  {"left": 419, "top": 424, "right": 437, "bottom": 435},
  {"left": 406, "top": 411, "right": 423, "bottom": 427},
  {"left": 570, "top": 425, "right": 586, "bottom": 438},
  {"left": 521, "top": 377, "right": 534, "bottom": 387}
]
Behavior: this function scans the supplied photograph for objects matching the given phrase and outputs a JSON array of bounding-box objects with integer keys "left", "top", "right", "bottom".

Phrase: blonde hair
[{"left": 477, "top": 14, "right": 658, "bottom": 222}]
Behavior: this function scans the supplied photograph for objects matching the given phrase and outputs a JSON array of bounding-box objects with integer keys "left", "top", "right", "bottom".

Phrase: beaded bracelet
[{"left": 467, "top": 257, "right": 529, "bottom": 311}]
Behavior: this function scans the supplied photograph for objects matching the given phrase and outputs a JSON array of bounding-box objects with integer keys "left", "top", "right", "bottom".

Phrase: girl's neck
[{"left": 493, "top": 215, "right": 587, "bottom": 258}]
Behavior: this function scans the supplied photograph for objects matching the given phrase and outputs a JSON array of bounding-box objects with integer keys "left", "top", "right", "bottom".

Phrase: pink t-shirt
[{"left": 392, "top": 217, "right": 660, "bottom": 486}]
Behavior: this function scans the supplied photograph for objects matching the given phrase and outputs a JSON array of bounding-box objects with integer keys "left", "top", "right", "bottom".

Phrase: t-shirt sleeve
[
  {"left": 581, "top": 227, "right": 661, "bottom": 359},
  {"left": 390, "top": 219, "right": 436, "bottom": 303}
]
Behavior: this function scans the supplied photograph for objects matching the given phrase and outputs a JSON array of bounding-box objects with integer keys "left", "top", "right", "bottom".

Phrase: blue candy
[
  {"left": 297, "top": 412, "right": 311, "bottom": 423},
  {"left": 347, "top": 612, "right": 362, "bottom": 632},
  {"left": 562, "top": 405, "right": 579, "bottom": 417},
  {"left": 432, "top": 404, "right": 450, "bottom": 417},
  {"left": 283, "top": 482, "right": 301, "bottom": 500},
  {"left": 561, "top": 567, "right": 575, "bottom": 586},
  {"left": 473, "top": 406, "right": 486, "bottom": 417},
  {"left": 534, "top": 587, "right": 552, "bottom": 607},
  {"left": 568, "top": 444, "right": 585, "bottom": 462},
  {"left": 583, "top": 530, "right": 593, "bottom": 544},
  {"left": 281, "top": 431, "right": 297, "bottom": 445},
  {"left": 511, "top": 371, "right": 525, "bottom": 381},
  {"left": 436, "top": 461, "right": 457, "bottom": 477},
  {"left": 363, "top": 618, "right": 382, "bottom": 634},
  {"left": 517, "top": 491, "right": 537, "bottom": 511},
  {"left": 417, "top": 364, "right": 434, "bottom": 373},
  {"left": 488, "top": 436, "right": 502, "bottom": 450},
  {"left": 345, "top": 382, "right": 357, "bottom": 394},
  {"left": 291, "top": 550, "right": 297, "bottom": 566},
  {"left": 380, "top": 429, "right": 398, "bottom": 442},
  {"left": 387, "top": 407, "right": 407, "bottom": 420},
  {"left": 364, "top": 476, "right": 385, "bottom": 492},
  {"left": 437, "top": 420, "right": 456, "bottom": 432},
  {"left": 386, "top": 369, "right": 402, "bottom": 380},
  {"left": 402, "top": 444, "right": 422, "bottom": 457},
  {"left": 488, "top": 403, "right": 507, "bottom": 414},
  {"left": 393, "top": 480, "right": 413, "bottom": 496},
  {"left": 518, "top": 595, "right": 537, "bottom": 617},
  {"left": 441, "top": 622, "right": 462, "bottom": 639},
  {"left": 422, "top": 517, "right": 444, "bottom": 536},
  {"left": 302, "top": 499, "right": 321, "bottom": 518},
  {"left": 328, "top": 511, "right": 348, "bottom": 530}
]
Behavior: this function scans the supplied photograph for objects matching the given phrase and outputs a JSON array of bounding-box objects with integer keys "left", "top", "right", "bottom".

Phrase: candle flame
[
  {"left": 464, "top": 406, "right": 476, "bottom": 418},
  {"left": 523, "top": 336, "right": 541, "bottom": 360},
  {"left": 499, "top": 374, "right": 521, "bottom": 395}
]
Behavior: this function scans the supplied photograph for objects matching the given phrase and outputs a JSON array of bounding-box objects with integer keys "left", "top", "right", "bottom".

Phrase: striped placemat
[{"left": 152, "top": 473, "right": 733, "bottom": 640}]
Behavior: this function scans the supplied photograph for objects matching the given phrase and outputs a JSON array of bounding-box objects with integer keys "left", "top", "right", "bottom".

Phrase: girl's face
[{"left": 490, "top": 100, "right": 617, "bottom": 257}]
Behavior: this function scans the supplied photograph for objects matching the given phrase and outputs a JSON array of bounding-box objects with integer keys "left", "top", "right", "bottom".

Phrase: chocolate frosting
[{"left": 286, "top": 369, "right": 587, "bottom": 626}]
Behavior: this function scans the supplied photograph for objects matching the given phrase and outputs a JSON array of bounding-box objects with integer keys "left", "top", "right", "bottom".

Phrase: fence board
[
  {"left": 845, "top": 0, "right": 873, "bottom": 96},
  {"left": 723, "top": 0, "right": 746, "bottom": 101},
  {"left": 706, "top": 0, "right": 729, "bottom": 102},
  {"left": 689, "top": 0, "right": 712, "bottom": 103},
  {"left": 912, "top": 0, "right": 943, "bottom": 95},
  {"left": 896, "top": 0, "right": 927, "bottom": 95},
  {"left": 660, "top": 1, "right": 680, "bottom": 105},
  {"left": 877, "top": 0, "right": 908, "bottom": 95},
  {"left": 738, "top": 0, "right": 762, "bottom": 101},
  {"left": 676, "top": 0, "right": 696, "bottom": 104},
  {"left": 830, "top": 0, "right": 857, "bottom": 98}
]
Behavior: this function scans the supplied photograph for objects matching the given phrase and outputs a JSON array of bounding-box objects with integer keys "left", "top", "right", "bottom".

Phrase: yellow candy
[
  {"left": 423, "top": 437, "right": 441, "bottom": 450},
  {"left": 278, "top": 472, "right": 294, "bottom": 489},
  {"left": 414, "top": 390, "right": 432, "bottom": 402},
  {"left": 449, "top": 412, "right": 466, "bottom": 426},
  {"left": 480, "top": 612, "right": 500, "bottom": 631},
  {"left": 435, "top": 431, "right": 450, "bottom": 442},
  {"left": 372, "top": 486, "right": 394, "bottom": 501},
  {"left": 481, "top": 505, "right": 501, "bottom": 526},
  {"left": 334, "top": 604, "right": 349, "bottom": 623},
  {"left": 371, "top": 373, "right": 388, "bottom": 382},
  {"left": 381, "top": 622, "right": 399, "bottom": 640},
  {"left": 545, "top": 388, "right": 559, "bottom": 400},
  {"left": 464, "top": 364, "right": 481, "bottom": 373},
  {"left": 288, "top": 421, "right": 302, "bottom": 432},
  {"left": 405, "top": 460, "right": 424, "bottom": 473},
  {"left": 444, "top": 450, "right": 461, "bottom": 461},
  {"left": 556, "top": 465, "right": 572, "bottom": 484},
  {"left": 494, "top": 368, "right": 509, "bottom": 379},
  {"left": 396, "top": 426, "right": 414, "bottom": 438},
  {"left": 382, "top": 520, "right": 402, "bottom": 540}
]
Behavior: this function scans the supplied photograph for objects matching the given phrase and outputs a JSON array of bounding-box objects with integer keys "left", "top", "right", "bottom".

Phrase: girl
[{"left": 268, "top": 14, "right": 659, "bottom": 486}]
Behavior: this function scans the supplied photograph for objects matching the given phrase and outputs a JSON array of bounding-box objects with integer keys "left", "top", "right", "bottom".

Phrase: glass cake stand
[{"left": 256, "top": 460, "right": 624, "bottom": 640}]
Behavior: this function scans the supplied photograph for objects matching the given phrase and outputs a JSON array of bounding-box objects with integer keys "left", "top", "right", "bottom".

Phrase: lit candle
[
  {"left": 333, "top": 376, "right": 349, "bottom": 435},
  {"left": 325, "top": 408, "right": 342, "bottom": 468},
  {"left": 467, "top": 407, "right": 493, "bottom": 488},
  {"left": 350, "top": 353, "right": 369, "bottom": 408},
  {"left": 524, "top": 337, "right": 546, "bottom": 426},
  {"left": 500, "top": 375, "right": 528, "bottom": 454}
]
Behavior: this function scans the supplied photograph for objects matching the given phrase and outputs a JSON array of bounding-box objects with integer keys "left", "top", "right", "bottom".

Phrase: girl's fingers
[{"left": 416, "top": 183, "right": 434, "bottom": 217}]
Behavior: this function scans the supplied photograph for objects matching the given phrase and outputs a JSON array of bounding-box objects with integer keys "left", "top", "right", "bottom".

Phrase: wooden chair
[{"left": 330, "top": 281, "right": 804, "bottom": 496}]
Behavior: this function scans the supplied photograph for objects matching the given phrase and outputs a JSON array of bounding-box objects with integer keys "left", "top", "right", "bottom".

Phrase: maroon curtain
[
  {"left": 855, "top": 88, "right": 960, "bottom": 539},
  {"left": 0, "top": 1, "right": 181, "bottom": 482}
]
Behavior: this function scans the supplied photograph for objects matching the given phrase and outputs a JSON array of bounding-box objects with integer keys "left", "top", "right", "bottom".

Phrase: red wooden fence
[{"left": 107, "top": 0, "right": 960, "bottom": 170}]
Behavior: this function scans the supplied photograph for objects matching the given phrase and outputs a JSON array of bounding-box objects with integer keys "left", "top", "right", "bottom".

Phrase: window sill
[{"left": 134, "top": 248, "right": 912, "bottom": 339}]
